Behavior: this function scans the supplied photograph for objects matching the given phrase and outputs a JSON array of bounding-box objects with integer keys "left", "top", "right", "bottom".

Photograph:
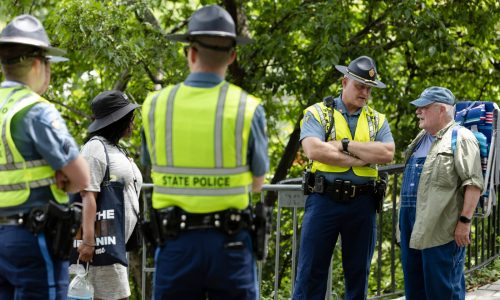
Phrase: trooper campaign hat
[
  {"left": 88, "top": 90, "right": 140, "bottom": 133},
  {"left": 0, "top": 14, "right": 68, "bottom": 63},
  {"left": 335, "top": 56, "right": 386, "bottom": 88},
  {"left": 166, "top": 5, "right": 253, "bottom": 46},
  {"left": 410, "top": 86, "right": 455, "bottom": 107}
]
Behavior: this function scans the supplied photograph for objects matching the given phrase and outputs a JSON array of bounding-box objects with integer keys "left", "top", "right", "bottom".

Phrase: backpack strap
[{"left": 451, "top": 125, "right": 460, "bottom": 153}]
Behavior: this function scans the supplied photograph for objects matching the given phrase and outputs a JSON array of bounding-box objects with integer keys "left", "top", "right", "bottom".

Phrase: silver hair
[{"left": 437, "top": 103, "right": 455, "bottom": 120}]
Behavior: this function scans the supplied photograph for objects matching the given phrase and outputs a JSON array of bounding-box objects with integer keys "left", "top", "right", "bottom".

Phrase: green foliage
[
  {"left": 0, "top": 0, "right": 498, "bottom": 298},
  {"left": 466, "top": 258, "right": 500, "bottom": 291}
]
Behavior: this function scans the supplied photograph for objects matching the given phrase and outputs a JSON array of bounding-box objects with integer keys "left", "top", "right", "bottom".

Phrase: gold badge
[{"left": 369, "top": 68, "right": 375, "bottom": 78}]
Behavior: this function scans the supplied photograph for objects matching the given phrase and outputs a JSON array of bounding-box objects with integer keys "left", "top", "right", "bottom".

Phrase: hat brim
[
  {"left": 88, "top": 103, "right": 140, "bottom": 133},
  {"left": 335, "top": 65, "right": 386, "bottom": 89},
  {"left": 410, "top": 97, "right": 434, "bottom": 107},
  {"left": 0, "top": 36, "right": 66, "bottom": 56},
  {"left": 46, "top": 55, "right": 69, "bottom": 63},
  {"left": 166, "top": 33, "right": 253, "bottom": 45},
  {"left": 0, "top": 37, "right": 68, "bottom": 62}
]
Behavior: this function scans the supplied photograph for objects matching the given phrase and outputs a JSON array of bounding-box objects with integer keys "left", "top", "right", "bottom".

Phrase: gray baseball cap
[{"left": 410, "top": 86, "right": 455, "bottom": 107}]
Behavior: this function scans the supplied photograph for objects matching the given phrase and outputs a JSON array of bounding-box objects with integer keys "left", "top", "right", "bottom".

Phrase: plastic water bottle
[{"left": 68, "top": 262, "right": 94, "bottom": 300}]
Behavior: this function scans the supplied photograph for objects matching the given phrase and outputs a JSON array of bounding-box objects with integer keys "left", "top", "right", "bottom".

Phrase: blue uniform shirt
[
  {"left": 300, "top": 96, "right": 394, "bottom": 184},
  {"left": 141, "top": 72, "right": 269, "bottom": 176},
  {"left": 0, "top": 81, "right": 80, "bottom": 216}
]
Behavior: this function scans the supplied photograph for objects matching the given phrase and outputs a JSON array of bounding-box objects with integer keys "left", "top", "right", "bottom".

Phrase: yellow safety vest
[
  {"left": 304, "top": 102, "right": 385, "bottom": 177},
  {"left": 0, "top": 86, "right": 68, "bottom": 207},
  {"left": 142, "top": 81, "right": 259, "bottom": 213}
]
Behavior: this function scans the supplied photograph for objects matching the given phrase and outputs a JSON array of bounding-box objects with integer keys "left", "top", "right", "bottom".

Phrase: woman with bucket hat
[
  {"left": 0, "top": 14, "right": 90, "bottom": 299},
  {"left": 76, "top": 90, "right": 142, "bottom": 300},
  {"left": 141, "top": 4, "right": 268, "bottom": 299},
  {"left": 294, "top": 56, "right": 395, "bottom": 299}
]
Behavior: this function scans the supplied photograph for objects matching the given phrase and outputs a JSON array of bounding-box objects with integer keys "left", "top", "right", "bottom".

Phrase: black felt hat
[
  {"left": 166, "top": 5, "right": 253, "bottom": 45},
  {"left": 335, "top": 56, "right": 386, "bottom": 88},
  {"left": 0, "top": 14, "right": 67, "bottom": 63},
  {"left": 88, "top": 90, "right": 140, "bottom": 133}
]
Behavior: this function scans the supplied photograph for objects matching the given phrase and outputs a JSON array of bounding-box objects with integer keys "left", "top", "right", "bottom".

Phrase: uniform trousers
[
  {"left": 400, "top": 207, "right": 466, "bottom": 300},
  {"left": 293, "top": 192, "right": 377, "bottom": 300},
  {"left": 0, "top": 225, "right": 69, "bottom": 300},
  {"left": 153, "top": 228, "right": 258, "bottom": 300}
]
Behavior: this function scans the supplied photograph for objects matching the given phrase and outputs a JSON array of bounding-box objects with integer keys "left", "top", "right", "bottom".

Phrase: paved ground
[
  {"left": 393, "top": 279, "right": 500, "bottom": 299},
  {"left": 466, "top": 279, "right": 500, "bottom": 300}
]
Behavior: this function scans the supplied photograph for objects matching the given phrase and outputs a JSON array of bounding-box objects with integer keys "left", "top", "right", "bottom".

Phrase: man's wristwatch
[
  {"left": 459, "top": 215, "right": 472, "bottom": 224},
  {"left": 341, "top": 138, "right": 350, "bottom": 152}
]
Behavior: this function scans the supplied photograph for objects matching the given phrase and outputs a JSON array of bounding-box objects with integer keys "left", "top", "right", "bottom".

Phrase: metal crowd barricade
[
  {"left": 139, "top": 164, "right": 500, "bottom": 300},
  {"left": 262, "top": 181, "right": 339, "bottom": 300}
]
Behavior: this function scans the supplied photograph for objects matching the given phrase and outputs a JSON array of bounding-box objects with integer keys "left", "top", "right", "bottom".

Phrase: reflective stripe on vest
[
  {"left": 0, "top": 87, "right": 68, "bottom": 207},
  {"left": 142, "top": 82, "right": 259, "bottom": 213},
  {"left": 306, "top": 103, "right": 386, "bottom": 177}
]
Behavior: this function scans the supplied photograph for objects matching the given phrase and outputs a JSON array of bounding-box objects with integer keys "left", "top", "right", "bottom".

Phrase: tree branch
[
  {"left": 47, "top": 96, "right": 91, "bottom": 119},
  {"left": 113, "top": 68, "right": 132, "bottom": 91},
  {"left": 264, "top": 117, "right": 302, "bottom": 206},
  {"left": 344, "top": 9, "right": 391, "bottom": 48},
  {"left": 141, "top": 60, "right": 167, "bottom": 85}
]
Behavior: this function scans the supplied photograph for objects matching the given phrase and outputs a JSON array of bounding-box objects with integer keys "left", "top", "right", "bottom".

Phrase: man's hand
[
  {"left": 55, "top": 170, "right": 69, "bottom": 191},
  {"left": 302, "top": 137, "right": 367, "bottom": 167},
  {"left": 454, "top": 222, "right": 471, "bottom": 247},
  {"left": 346, "top": 141, "right": 395, "bottom": 164},
  {"left": 455, "top": 185, "right": 481, "bottom": 247}
]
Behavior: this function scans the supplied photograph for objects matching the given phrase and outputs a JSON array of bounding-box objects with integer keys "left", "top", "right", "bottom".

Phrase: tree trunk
[{"left": 264, "top": 117, "right": 302, "bottom": 206}]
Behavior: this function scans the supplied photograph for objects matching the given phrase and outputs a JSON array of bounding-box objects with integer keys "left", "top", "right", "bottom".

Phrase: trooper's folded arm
[
  {"left": 347, "top": 141, "right": 395, "bottom": 164},
  {"left": 302, "top": 136, "right": 367, "bottom": 167},
  {"left": 59, "top": 155, "right": 90, "bottom": 193}
]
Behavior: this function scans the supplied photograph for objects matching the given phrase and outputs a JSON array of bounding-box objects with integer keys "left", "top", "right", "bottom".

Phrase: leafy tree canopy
[
  {"left": 0, "top": 1, "right": 498, "bottom": 297},
  {"left": 1, "top": 0, "right": 497, "bottom": 175}
]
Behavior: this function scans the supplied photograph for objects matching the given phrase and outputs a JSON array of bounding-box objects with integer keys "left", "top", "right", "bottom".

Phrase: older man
[{"left": 399, "top": 86, "right": 484, "bottom": 299}]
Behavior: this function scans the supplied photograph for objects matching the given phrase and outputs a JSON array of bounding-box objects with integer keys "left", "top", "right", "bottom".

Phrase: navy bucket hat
[
  {"left": 88, "top": 90, "right": 140, "bottom": 133},
  {"left": 410, "top": 86, "right": 455, "bottom": 107}
]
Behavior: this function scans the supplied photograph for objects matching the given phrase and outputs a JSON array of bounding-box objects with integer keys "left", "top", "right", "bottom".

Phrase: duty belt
[
  {"left": 0, "top": 214, "right": 25, "bottom": 225},
  {"left": 0, "top": 209, "right": 32, "bottom": 226},
  {"left": 313, "top": 176, "right": 375, "bottom": 202},
  {"left": 157, "top": 207, "right": 252, "bottom": 238}
]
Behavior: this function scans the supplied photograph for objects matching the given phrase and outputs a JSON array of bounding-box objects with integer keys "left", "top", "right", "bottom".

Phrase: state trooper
[
  {"left": 0, "top": 14, "right": 89, "bottom": 299},
  {"left": 141, "top": 5, "right": 268, "bottom": 300},
  {"left": 294, "top": 56, "right": 395, "bottom": 300}
]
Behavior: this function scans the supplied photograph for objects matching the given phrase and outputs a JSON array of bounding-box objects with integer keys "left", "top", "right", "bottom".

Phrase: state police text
[{"left": 162, "top": 175, "right": 230, "bottom": 187}]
